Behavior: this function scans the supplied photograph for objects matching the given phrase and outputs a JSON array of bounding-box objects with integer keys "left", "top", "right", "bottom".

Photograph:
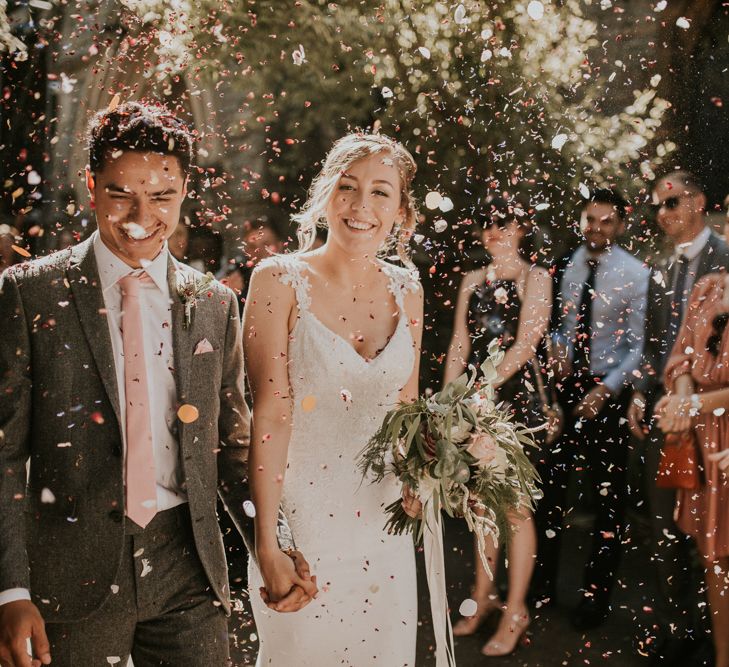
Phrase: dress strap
[
  {"left": 259, "top": 254, "right": 312, "bottom": 311},
  {"left": 381, "top": 262, "right": 420, "bottom": 310}
]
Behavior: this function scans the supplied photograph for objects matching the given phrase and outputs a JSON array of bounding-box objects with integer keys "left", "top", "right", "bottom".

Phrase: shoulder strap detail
[{"left": 260, "top": 254, "right": 312, "bottom": 311}]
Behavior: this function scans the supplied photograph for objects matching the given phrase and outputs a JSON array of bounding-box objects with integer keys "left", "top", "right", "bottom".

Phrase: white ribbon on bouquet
[{"left": 421, "top": 492, "right": 456, "bottom": 667}]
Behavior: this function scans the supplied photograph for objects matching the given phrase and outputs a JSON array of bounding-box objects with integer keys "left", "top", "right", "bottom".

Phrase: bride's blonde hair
[{"left": 292, "top": 133, "right": 418, "bottom": 267}]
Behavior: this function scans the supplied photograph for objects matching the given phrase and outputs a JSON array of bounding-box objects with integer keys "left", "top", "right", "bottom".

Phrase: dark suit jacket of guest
[
  {"left": 634, "top": 231, "right": 729, "bottom": 404},
  {"left": 0, "top": 236, "right": 253, "bottom": 622}
]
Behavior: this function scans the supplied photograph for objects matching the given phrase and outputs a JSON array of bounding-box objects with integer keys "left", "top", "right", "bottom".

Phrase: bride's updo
[{"left": 292, "top": 133, "right": 418, "bottom": 266}]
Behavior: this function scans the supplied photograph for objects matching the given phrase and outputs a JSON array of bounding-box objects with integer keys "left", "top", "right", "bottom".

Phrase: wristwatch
[{"left": 689, "top": 393, "right": 702, "bottom": 417}]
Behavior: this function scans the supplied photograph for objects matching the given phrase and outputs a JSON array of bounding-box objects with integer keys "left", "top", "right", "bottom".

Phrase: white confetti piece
[
  {"left": 110, "top": 584, "right": 120, "bottom": 594},
  {"left": 438, "top": 196, "right": 454, "bottom": 212},
  {"left": 551, "top": 133, "right": 568, "bottom": 150},
  {"left": 713, "top": 408, "right": 726, "bottom": 417},
  {"left": 459, "top": 598, "right": 478, "bottom": 616},
  {"left": 292, "top": 44, "right": 306, "bottom": 66},
  {"left": 106, "top": 657, "right": 121, "bottom": 665},
  {"left": 454, "top": 4, "right": 467, "bottom": 25},
  {"left": 579, "top": 182, "right": 590, "bottom": 199},
  {"left": 650, "top": 74, "right": 662, "bottom": 87},
  {"left": 40, "top": 488, "right": 55, "bottom": 504},
  {"left": 434, "top": 219, "right": 448, "bottom": 233},
  {"left": 381, "top": 86, "right": 394, "bottom": 99},
  {"left": 27, "top": 170, "right": 41, "bottom": 185},
  {"left": 243, "top": 500, "right": 257, "bottom": 517},
  {"left": 141, "top": 558, "right": 152, "bottom": 577},
  {"left": 134, "top": 548, "right": 145, "bottom": 558},
  {"left": 418, "top": 47, "right": 430, "bottom": 59},
  {"left": 480, "top": 48, "right": 493, "bottom": 62},
  {"left": 675, "top": 17, "right": 690, "bottom": 30},
  {"left": 535, "top": 202, "right": 550, "bottom": 211},
  {"left": 545, "top": 529, "right": 556, "bottom": 538},
  {"left": 654, "top": 0, "right": 667, "bottom": 11},
  {"left": 526, "top": 1, "right": 544, "bottom": 20},
  {"left": 425, "top": 191, "right": 443, "bottom": 210},
  {"left": 600, "top": 0, "right": 612, "bottom": 9}
]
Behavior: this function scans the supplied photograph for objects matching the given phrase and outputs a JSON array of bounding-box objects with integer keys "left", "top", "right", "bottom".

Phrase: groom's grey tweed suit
[{"left": 0, "top": 237, "right": 256, "bottom": 659}]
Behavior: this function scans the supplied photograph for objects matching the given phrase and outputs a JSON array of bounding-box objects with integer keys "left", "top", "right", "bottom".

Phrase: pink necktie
[{"left": 119, "top": 273, "right": 157, "bottom": 528}]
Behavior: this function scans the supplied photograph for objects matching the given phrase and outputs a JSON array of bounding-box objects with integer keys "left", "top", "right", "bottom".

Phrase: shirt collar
[
  {"left": 92, "top": 231, "right": 170, "bottom": 295},
  {"left": 578, "top": 243, "right": 614, "bottom": 267},
  {"left": 673, "top": 225, "right": 710, "bottom": 262}
]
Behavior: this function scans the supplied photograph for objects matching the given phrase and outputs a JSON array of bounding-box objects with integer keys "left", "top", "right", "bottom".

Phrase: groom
[{"left": 0, "top": 101, "right": 315, "bottom": 666}]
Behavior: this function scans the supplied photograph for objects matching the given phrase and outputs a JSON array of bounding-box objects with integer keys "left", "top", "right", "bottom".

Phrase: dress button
[{"left": 108, "top": 510, "right": 123, "bottom": 523}]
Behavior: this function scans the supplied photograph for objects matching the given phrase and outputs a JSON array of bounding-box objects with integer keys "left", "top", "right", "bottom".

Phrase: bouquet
[
  {"left": 358, "top": 338, "right": 542, "bottom": 573},
  {"left": 358, "top": 339, "right": 542, "bottom": 666}
]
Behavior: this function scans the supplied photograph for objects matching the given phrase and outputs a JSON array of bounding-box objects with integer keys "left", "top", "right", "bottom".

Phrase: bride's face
[{"left": 325, "top": 151, "right": 405, "bottom": 256}]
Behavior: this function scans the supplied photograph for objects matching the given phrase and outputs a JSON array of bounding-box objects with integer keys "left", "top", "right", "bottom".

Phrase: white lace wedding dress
[{"left": 248, "top": 254, "right": 419, "bottom": 667}]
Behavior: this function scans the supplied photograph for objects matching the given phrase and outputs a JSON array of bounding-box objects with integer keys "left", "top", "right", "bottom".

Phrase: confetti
[
  {"left": 458, "top": 598, "right": 478, "bottom": 616},
  {"left": 40, "top": 488, "right": 55, "bottom": 504},
  {"left": 12, "top": 245, "right": 31, "bottom": 258},
  {"left": 551, "top": 134, "right": 568, "bottom": 151},
  {"left": 243, "top": 500, "right": 256, "bottom": 517},
  {"left": 177, "top": 404, "right": 199, "bottom": 423},
  {"left": 425, "top": 191, "right": 443, "bottom": 210},
  {"left": 526, "top": 1, "right": 544, "bottom": 21},
  {"left": 433, "top": 219, "right": 448, "bottom": 233},
  {"left": 302, "top": 395, "right": 317, "bottom": 412}
]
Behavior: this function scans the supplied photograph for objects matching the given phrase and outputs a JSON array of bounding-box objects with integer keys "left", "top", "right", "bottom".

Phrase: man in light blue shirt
[{"left": 534, "top": 188, "right": 649, "bottom": 631}]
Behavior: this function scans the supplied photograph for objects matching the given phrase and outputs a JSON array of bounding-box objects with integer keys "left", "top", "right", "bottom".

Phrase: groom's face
[{"left": 87, "top": 150, "right": 188, "bottom": 268}]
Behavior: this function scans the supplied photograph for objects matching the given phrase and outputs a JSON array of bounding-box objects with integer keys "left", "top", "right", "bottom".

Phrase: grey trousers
[
  {"left": 45, "top": 505, "right": 230, "bottom": 666},
  {"left": 644, "top": 423, "right": 699, "bottom": 637}
]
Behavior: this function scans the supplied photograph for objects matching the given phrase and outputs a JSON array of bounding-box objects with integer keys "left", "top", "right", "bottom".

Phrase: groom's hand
[
  {"left": 258, "top": 549, "right": 318, "bottom": 613},
  {"left": 0, "top": 600, "right": 51, "bottom": 667}
]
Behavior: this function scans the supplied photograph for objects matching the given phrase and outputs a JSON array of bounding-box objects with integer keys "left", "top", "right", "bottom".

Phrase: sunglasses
[
  {"left": 651, "top": 195, "right": 687, "bottom": 212},
  {"left": 707, "top": 311, "right": 729, "bottom": 356}
]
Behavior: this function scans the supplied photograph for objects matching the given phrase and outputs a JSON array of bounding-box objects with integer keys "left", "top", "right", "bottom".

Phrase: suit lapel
[
  {"left": 696, "top": 232, "right": 719, "bottom": 279},
  {"left": 167, "top": 256, "right": 196, "bottom": 402},
  {"left": 67, "top": 238, "right": 122, "bottom": 427}
]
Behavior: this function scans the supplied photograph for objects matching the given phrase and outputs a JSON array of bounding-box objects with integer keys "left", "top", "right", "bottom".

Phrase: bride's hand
[
  {"left": 401, "top": 484, "right": 422, "bottom": 519},
  {"left": 257, "top": 549, "right": 319, "bottom": 613}
]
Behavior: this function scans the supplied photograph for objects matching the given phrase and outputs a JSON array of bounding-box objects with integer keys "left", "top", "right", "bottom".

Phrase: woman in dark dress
[{"left": 444, "top": 195, "right": 551, "bottom": 656}]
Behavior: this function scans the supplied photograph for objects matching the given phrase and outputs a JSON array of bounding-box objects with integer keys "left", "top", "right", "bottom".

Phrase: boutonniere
[{"left": 176, "top": 271, "right": 215, "bottom": 329}]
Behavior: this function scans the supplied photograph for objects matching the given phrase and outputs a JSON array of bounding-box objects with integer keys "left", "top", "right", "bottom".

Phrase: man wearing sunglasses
[{"left": 629, "top": 170, "right": 729, "bottom": 665}]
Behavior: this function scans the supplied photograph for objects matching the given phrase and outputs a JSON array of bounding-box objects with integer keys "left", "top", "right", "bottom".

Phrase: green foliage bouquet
[{"left": 358, "top": 339, "right": 542, "bottom": 577}]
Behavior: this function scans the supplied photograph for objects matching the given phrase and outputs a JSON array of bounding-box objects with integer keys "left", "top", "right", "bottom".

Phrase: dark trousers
[
  {"left": 642, "top": 394, "right": 698, "bottom": 637},
  {"left": 45, "top": 505, "right": 230, "bottom": 666},
  {"left": 534, "top": 376, "right": 631, "bottom": 606}
]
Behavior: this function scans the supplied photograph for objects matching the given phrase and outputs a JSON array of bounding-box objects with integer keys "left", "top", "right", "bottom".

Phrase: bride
[{"left": 243, "top": 133, "right": 424, "bottom": 665}]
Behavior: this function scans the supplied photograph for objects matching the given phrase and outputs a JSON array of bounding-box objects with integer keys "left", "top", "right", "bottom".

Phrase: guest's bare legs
[
  {"left": 452, "top": 529, "right": 501, "bottom": 636},
  {"left": 704, "top": 555, "right": 729, "bottom": 667},
  {"left": 482, "top": 509, "right": 536, "bottom": 656}
]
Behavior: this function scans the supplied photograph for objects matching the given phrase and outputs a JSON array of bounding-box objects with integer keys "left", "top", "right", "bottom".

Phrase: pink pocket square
[{"left": 194, "top": 338, "right": 215, "bottom": 355}]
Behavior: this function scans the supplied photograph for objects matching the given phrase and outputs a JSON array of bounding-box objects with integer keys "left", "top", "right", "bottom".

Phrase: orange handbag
[{"left": 656, "top": 431, "right": 702, "bottom": 490}]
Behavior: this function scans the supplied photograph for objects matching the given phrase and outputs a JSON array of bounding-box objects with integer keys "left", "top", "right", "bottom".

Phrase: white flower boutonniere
[{"left": 176, "top": 271, "right": 215, "bottom": 329}]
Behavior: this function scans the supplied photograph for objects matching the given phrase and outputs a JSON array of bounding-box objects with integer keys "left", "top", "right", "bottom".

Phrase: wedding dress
[{"left": 248, "top": 253, "right": 419, "bottom": 666}]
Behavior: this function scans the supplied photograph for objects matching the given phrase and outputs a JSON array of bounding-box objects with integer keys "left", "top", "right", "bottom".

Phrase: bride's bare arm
[
  {"left": 243, "top": 265, "right": 317, "bottom": 607},
  {"left": 399, "top": 284, "right": 424, "bottom": 404}
]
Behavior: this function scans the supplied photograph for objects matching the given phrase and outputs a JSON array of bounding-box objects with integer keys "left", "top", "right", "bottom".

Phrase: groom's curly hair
[{"left": 87, "top": 100, "right": 195, "bottom": 176}]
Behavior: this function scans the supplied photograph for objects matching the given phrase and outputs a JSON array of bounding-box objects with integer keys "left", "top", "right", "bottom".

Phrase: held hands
[
  {"left": 627, "top": 391, "right": 648, "bottom": 441},
  {"left": 257, "top": 548, "right": 318, "bottom": 613},
  {"left": 0, "top": 600, "right": 51, "bottom": 667},
  {"left": 654, "top": 394, "right": 693, "bottom": 434},
  {"left": 573, "top": 384, "right": 611, "bottom": 421},
  {"left": 401, "top": 484, "right": 423, "bottom": 519}
]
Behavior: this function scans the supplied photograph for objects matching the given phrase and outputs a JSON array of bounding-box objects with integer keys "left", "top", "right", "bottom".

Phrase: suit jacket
[
  {"left": 634, "top": 231, "right": 729, "bottom": 402},
  {"left": 0, "top": 236, "right": 253, "bottom": 622}
]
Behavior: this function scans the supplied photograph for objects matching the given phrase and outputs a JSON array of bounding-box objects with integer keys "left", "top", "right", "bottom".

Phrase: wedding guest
[
  {"left": 628, "top": 170, "right": 729, "bottom": 664},
  {"left": 223, "top": 220, "right": 283, "bottom": 313},
  {"left": 444, "top": 195, "right": 551, "bottom": 656},
  {"left": 0, "top": 100, "right": 312, "bottom": 667},
  {"left": 655, "top": 272, "right": 729, "bottom": 667},
  {"left": 187, "top": 222, "right": 223, "bottom": 274},
  {"left": 168, "top": 217, "right": 190, "bottom": 261},
  {"left": 534, "top": 188, "right": 649, "bottom": 630},
  {"left": 0, "top": 224, "right": 20, "bottom": 272}
]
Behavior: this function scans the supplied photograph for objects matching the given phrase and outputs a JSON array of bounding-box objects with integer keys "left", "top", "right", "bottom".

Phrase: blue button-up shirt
[{"left": 555, "top": 244, "right": 650, "bottom": 393}]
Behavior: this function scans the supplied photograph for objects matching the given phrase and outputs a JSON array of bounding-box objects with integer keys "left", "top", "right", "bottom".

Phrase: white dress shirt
[
  {"left": 555, "top": 244, "right": 650, "bottom": 394},
  {"left": 671, "top": 224, "right": 711, "bottom": 297},
  {"left": 0, "top": 233, "right": 187, "bottom": 607}
]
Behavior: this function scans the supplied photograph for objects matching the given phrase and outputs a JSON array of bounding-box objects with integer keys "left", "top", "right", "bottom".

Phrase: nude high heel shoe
[{"left": 481, "top": 609, "right": 530, "bottom": 657}]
